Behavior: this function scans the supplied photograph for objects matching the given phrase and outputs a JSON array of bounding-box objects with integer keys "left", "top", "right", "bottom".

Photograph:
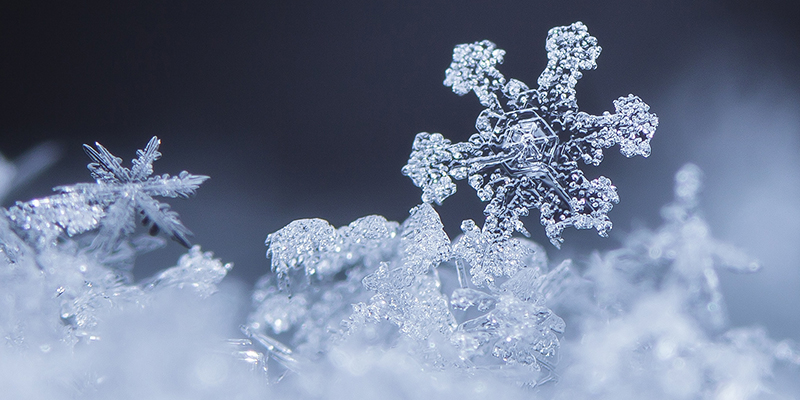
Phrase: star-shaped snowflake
[
  {"left": 403, "top": 22, "right": 658, "bottom": 247},
  {"left": 7, "top": 137, "right": 208, "bottom": 251}
]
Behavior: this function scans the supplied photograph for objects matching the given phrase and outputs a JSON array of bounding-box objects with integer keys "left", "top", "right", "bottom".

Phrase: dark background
[{"left": 2, "top": 1, "right": 800, "bottom": 339}]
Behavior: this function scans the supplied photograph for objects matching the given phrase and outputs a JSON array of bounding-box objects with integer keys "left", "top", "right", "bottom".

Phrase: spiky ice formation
[
  {"left": 251, "top": 204, "right": 567, "bottom": 387},
  {"left": 5, "top": 136, "right": 208, "bottom": 253}
]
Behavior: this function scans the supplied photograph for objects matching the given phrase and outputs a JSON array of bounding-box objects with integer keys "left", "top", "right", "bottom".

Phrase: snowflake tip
[{"left": 83, "top": 142, "right": 129, "bottom": 183}]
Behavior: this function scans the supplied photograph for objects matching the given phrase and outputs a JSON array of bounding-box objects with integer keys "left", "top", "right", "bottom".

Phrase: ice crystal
[
  {"left": 403, "top": 22, "right": 658, "bottom": 247},
  {"left": 145, "top": 245, "right": 233, "bottom": 298},
  {"left": 265, "top": 215, "right": 399, "bottom": 290},
  {"left": 251, "top": 214, "right": 400, "bottom": 365},
  {"left": 0, "top": 136, "right": 221, "bottom": 352},
  {"left": 356, "top": 204, "right": 455, "bottom": 342},
  {"left": 5, "top": 136, "right": 208, "bottom": 253},
  {"left": 453, "top": 218, "right": 534, "bottom": 287},
  {"left": 253, "top": 203, "right": 566, "bottom": 387}
]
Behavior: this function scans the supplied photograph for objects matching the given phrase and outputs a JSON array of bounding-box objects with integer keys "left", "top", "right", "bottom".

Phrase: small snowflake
[
  {"left": 403, "top": 22, "right": 658, "bottom": 247},
  {"left": 6, "top": 137, "right": 208, "bottom": 251}
]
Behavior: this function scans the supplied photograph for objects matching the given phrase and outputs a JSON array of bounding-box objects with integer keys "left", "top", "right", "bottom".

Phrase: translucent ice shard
[
  {"left": 254, "top": 213, "right": 401, "bottom": 359},
  {"left": 453, "top": 218, "right": 532, "bottom": 287}
]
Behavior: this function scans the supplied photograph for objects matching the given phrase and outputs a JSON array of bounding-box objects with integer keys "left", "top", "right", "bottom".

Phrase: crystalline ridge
[
  {"left": 403, "top": 21, "right": 658, "bottom": 247},
  {"left": 265, "top": 215, "right": 399, "bottom": 289},
  {"left": 254, "top": 203, "right": 567, "bottom": 386}
]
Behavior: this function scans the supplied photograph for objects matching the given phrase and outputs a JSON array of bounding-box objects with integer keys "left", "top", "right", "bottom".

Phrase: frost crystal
[
  {"left": 453, "top": 219, "right": 532, "bottom": 287},
  {"left": 265, "top": 215, "right": 399, "bottom": 289},
  {"left": 5, "top": 136, "right": 208, "bottom": 252},
  {"left": 146, "top": 245, "right": 233, "bottom": 298},
  {"left": 0, "top": 137, "right": 221, "bottom": 351},
  {"left": 539, "top": 164, "right": 800, "bottom": 399},
  {"left": 251, "top": 214, "right": 400, "bottom": 363},
  {"left": 0, "top": 135, "right": 237, "bottom": 396},
  {"left": 5, "top": 20, "right": 800, "bottom": 400},
  {"left": 403, "top": 22, "right": 658, "bottom": 247},
  {"left": 254, "top": 204, "right": 566, "bottom": 387}
]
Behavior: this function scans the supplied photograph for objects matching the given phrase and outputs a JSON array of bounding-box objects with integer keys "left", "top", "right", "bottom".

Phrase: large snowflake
[{"left": 403, "top": 22, "right": 658, "bottom": 247}]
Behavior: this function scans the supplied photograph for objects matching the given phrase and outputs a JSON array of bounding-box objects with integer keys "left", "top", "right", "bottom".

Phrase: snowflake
[
  {"left": 403, "top": 22, "right": 658, "bottom": 247},
  {"left": 5, "top": 136, "right": 208, "bottom": 252},
  {"left": 586, "top": 164, "right": 761, "bottom": 329}
]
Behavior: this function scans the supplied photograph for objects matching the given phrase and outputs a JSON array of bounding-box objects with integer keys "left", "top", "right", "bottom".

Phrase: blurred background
[{"left": 1, "top": 1, "right": 799, "bottom": 340}]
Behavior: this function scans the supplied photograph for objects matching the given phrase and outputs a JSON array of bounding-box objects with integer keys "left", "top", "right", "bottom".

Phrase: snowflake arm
[
  {"left": 566, "top": 94, "right": 658, "bottom": 166},
  {"left": 536, "top": 21, "right": 601, "bottom": 119},
  {"left": 83, "top": 141, "right": 131, "bottom": 184},
  {"left": 135, "top": 194, "right": 193, "bottom": 247},
  {"left": 401, "top": 133, "right": 461, "bottom": 205},
  {"left": 444, "top": 40, "right": 506, "bottom": 107},
  {"left": 130, "top": 136, "right": 161, "bottom": 180}
]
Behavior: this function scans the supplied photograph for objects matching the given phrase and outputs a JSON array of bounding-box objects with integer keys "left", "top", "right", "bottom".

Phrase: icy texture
[
  {"left": 2, "top": 153, "right": 800, "bottom": 400},
  {"left": 265, "top": 215, "right": 399, "bottom": 288},
  {"left": 243, "top": 163, "right": 800, "bottom": 397},
  {"left": 146, "top": 245, "right": 233, "bottom": 297},
  {"left": 252, "top": 203, "right": 566, "bottom": 387},
  {"left": 454, "top": 218, "right": 533, "bottom": 287},
  {"left": 404, "top": 22, "right": 658, "bottom": 247},
  {"left": 0, "top": 146, "right": 236, "bottom": 396},
  {"left": 5, "top": 136, "right": 208, "bottom": 253},
  {"left": 250, "top": 214, "right": 400, "bottom": 368},
  {"left": 0, "top": 137, "right": 222, "bottom": 354},
  {"left": 0, "top": 231, "right": 236, "bottom": 396}
]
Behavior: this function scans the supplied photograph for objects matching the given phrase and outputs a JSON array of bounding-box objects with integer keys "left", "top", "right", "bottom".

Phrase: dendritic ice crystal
[
  {"left": 4, "top": 136, "right": 208, "bottom": 255},
  {"left": 403, "top": 22, "right": 658, "bottom": 247}
]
